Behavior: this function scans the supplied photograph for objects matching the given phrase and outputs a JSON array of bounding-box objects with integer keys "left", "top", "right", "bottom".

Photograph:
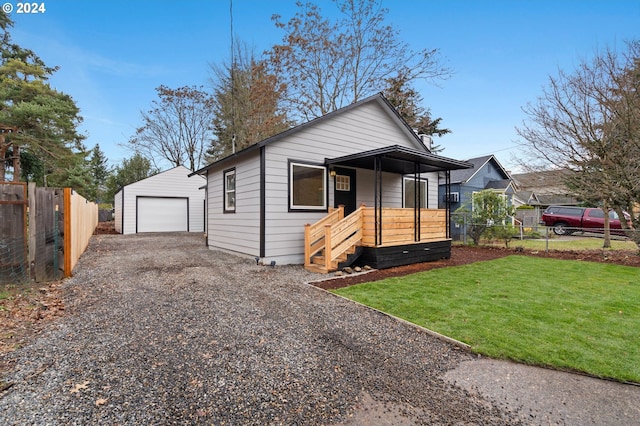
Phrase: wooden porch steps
[
  {"left": 304, "top": 205, "right": 368, "bottom": 274},
  {"left": 308, "top": 252, "right": 347, "bottom": 273},
  {"left": 304, "top": 263, "right": 331, "bottom": 274},
  {"left": 307, "top": 245, "right": 361, "bottom": 274},
  {"left": 304, "top": 206, "right": 450, "bottom": 274}
]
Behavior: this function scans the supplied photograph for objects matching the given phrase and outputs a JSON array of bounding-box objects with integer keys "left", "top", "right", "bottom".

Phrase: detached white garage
[{"left": 114, "top": 166, "right": 205, "bottom": 235}]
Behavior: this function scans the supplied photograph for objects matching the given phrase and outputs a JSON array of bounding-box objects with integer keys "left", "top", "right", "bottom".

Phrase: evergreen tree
[
  {"left": 89, "top": 144, "right": 109, "bottom": 202},
  {"left": 17, "top": 147, "right": 44, "bottom": 183},
  {"left": 104, "top": 153, "right": 156, "bottom": 203},
  {"left": 0, "top": 10, "right": 84, "bottom": 182},
  {"left": 383, "top": 69, "right": 450, "bottom": 153}
]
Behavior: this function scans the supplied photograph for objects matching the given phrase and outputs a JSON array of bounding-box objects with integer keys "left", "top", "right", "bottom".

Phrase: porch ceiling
[{"left": 325, "top": 145, "right": 473, "bottom": 174}]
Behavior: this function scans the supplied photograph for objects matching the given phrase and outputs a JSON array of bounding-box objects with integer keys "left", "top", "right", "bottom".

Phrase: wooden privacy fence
[
  {"left": 67, "top": 188, "right": 99, "bottom": 273},
  {"left": 0, "top": 182, "right": 98, "bottom": 284}
]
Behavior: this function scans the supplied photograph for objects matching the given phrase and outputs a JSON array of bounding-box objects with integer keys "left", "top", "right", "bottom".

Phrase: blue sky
[{"left": 7, "top": 0, "right": 640, "bottom": 172}]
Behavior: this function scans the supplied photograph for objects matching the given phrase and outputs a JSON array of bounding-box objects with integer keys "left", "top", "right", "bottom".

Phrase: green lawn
[{"left": 334, "top": 256, "right": 640, "bottom": 383}]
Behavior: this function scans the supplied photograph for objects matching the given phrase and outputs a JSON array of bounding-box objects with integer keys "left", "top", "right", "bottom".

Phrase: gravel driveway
[{"left": 0, "top": 234, "right": 638, "bottom": 425}]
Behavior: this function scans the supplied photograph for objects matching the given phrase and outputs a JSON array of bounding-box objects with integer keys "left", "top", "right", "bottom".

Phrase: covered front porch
[{"left": 304, "top": 145, "right": 472, "bottom": 273}]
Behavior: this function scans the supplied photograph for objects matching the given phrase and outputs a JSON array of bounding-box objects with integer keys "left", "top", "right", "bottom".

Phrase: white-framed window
[
  {"left": 335, "top": 174, "right": 350, "bottom": 191},
  {"left": 289, "top": 161, "right": 327, "bottom": 211},
  {"left": 403, "top": 177, "right": 428, "bottom": 208},
  {"left": 223, "top": 168, "right": 236, "bottom": 213},
  {"left": 443, "top": 192, "right": 459, "bottom": 203}
]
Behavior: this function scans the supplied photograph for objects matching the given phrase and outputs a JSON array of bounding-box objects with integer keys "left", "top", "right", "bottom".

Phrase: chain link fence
[
  {"left": 0, "top": 236, "right": 28, "bottom": 284},
  {"left": 451, "top": 210, "right": 635, "bottom": 249},
  {"left": 451, "top": 211, "right": 530, "bottom": 245}
]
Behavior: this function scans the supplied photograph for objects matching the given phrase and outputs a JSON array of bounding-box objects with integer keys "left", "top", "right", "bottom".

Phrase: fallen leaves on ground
[
  {"left": 0, "top": 281, "right": 65, "bottom": 377},
  {"left": 70, "top": 381, "right": 90, "bottom": 394}
]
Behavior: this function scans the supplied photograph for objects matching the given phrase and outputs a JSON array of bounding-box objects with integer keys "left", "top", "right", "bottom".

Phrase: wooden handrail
[
  {"left": 324, "top": 205, "right": 365, "bottom": 269},
  {"left": 305, "top": 205, "right": 450, "bottom": 272},
  {"left": 304, "top": 205, "right": 344, "bottom": 267}
]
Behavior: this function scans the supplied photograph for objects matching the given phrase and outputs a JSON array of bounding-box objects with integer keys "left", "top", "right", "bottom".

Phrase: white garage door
[{"left": 137, "top": 197, "right": 188, "bottom": 233}]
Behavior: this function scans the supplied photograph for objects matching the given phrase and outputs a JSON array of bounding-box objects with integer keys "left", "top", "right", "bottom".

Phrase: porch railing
[
  {"left": 305, "top": 206, "right": 448, "bottom": 272},
  {"left": 304, "top": 205, "right": 365, "bottom": 271},
  {"left": 323, "top": 205, "right": 365, "bottom": 271},
  {"left": 362, "top": 208, "right": 447, "bottom": 246},
  {"left": 304, "top": 205, "right": 344, "bottom": 268}
]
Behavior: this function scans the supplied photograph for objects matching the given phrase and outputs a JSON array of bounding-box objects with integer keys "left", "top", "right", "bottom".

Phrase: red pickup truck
[{"left": 540, "top": 206, "right": 629, "bottom": 236}]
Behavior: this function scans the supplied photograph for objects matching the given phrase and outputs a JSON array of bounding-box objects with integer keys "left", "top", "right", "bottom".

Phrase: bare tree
[
  {"left": 129, "top": 86, "right": 215, "bottom": 171},
  {"left": 269, "top": 0, "right": 451, "bottom": 121},
  {"left": 516, "top": 40, "right": 640, "bottom": 249},
  {"left": 208, "top": 42, "right": 290, "bottom": 161}
]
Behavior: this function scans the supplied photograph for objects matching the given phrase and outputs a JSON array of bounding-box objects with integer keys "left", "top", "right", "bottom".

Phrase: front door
[{"left": 333, "top": 167, "right": 357, "bottom": 215}]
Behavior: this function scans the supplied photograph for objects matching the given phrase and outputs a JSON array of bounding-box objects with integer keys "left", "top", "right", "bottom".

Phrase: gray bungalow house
[
  {"left": 191, "top": 93, "right": 471, "bottom": 273},
  {"left": 437, "top": 155, "right": 515, "bottom": 239}
]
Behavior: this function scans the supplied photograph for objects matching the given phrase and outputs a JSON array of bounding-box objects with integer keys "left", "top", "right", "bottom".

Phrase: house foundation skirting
[{"left": 357, "top": 240, "right": 451, "bottom": 270}]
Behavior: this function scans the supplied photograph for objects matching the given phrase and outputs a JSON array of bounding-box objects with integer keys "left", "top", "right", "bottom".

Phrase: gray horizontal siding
[
  {"left": 205, "top": 96, "right": 445, "bottom": 264},
  {"left": 207, "top": 151, "right": 261, "bottom": 255},
  {"left": 426, "top": 173, "right": 439, "bottom": 208},
  {"left": 356, "top": 170, "right": 402, "bottom": 208},
  {"left": 261, "top": 100, "right": 421, "bottom": 262}
]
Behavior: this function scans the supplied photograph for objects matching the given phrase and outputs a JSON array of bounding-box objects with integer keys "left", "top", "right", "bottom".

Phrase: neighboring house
[
  {"left": 511, "top": 169, "right": 581, "bottom": 228},
  {"left": 511, "top": 170, "right": 580, "bottom": 208},
  {"left": 512, "top": 190, "right": 541, "bottom": 208},
  {"left": 437, "top": 155, "right": 516, "bottom": 239},
  {"left": 114, "top": 165, "right": 205, "bottom": 235},
  {"left": 191, "top": 93, "right": 472, "bottom": 272}
]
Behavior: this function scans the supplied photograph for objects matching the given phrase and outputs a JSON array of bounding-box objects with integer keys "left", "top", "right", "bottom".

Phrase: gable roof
[
  {"left": 513, "top": 190, "right": 540, "bottom": 206},
  {"left": 115, "top": 165, "right": 204, "bottom": 195},
  {"left": 191, "top": 93, "right": 430, "bottom": 176},
  {"left": 449, "top": 154, "right": 511, "bottom": 185},
  {"left": 485, "top": 179, "right": 514, "bottom": 191}
]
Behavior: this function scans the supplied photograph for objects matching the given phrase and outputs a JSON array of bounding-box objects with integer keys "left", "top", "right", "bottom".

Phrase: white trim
[
  {"left": 335, "top": 174, "right": 351, "bottom": 192},
  {"left": 224, "top": 168, "right": 236, "bottom": 212},
  {"left": 403, "top": 176, "right": 428, "bottom": 208},
  {"left": 289, "top": 162, "right": 327, "bottom": 210},
  {"left": 464, "top": 155, "right": 512, "bottom": 184},
  {"left": 443, "top": 192, "right": 459, "bottom": 203}
]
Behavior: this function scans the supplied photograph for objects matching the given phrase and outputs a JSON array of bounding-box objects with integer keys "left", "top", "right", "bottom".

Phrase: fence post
[
  {"left": 545, "top": 226, "right": 549, "bottom": 253},
  {"left": 53, "top": 204, "right": 59, "bottom": 280},
  {"left": 324, "top": 224, "right": 332, "bottom": 272},
  {"left": 304, "top": 224, "right": 310, "bottom": 267},
  {"left": 463, "top": 213, "right": 467, "bottom": 245},
  {"left": 28, "top": 182, "right": 36, "bottom": 280}
]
